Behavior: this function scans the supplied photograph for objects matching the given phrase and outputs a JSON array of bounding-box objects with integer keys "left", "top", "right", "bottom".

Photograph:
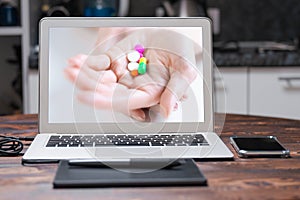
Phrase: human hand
[{"left": 65, "top": 28, "right": 198, "bottom": 121}]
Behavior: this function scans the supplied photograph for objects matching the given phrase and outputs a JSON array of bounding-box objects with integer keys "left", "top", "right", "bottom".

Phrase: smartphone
[{"left": 230, "top": 136, "right": 290, "bottom": 158}]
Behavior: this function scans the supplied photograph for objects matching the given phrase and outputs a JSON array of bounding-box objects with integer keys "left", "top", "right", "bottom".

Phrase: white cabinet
[
  {"left": 214, "top": 67, "right": 248, "bottom": 114},
  {"left": 215, "top": 67, "right": 300, "bottom": 120},
  {"left": 249, "top": 67, "right": 300, "bottom": 120}
]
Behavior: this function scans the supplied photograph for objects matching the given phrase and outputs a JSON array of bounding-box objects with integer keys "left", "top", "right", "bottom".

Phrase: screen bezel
[{"left": 39, "top": 17, "right": 214, "bottom": 134}]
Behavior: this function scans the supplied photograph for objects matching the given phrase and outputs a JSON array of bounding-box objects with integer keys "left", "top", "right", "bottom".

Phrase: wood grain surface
[{"left": 0, "top": 114, "right": 299, "bottom": 200}]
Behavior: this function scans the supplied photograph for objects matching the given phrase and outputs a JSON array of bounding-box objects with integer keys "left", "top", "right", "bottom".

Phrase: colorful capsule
[
  {"left": 134, "top": 44, "right": 145, "bottom": 54},
  {"left": 130, "top": 69, "right": 139, "bottom": 77},
  {"left": 127, "top": 62, "right": 139, "bottom": 71},
  {"left": 138, "top": 62, "right": 147, "bottom": 75},
  {"left": 127, "top": 50, "right": 140, "bottom": 62}
]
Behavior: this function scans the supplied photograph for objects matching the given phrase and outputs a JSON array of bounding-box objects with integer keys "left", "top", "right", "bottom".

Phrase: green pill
[{"left": 138, "top": 62, "right": 147, "bottom": 75}]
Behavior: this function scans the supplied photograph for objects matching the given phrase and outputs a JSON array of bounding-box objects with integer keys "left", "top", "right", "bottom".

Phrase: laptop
[{"left": 22, "top": 17, "right": 233, "bottom": 163}]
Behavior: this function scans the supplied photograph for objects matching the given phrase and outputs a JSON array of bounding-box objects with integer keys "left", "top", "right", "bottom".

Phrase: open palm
[{"left": 64, "top": 29, "right": 198, "bottom": 121}]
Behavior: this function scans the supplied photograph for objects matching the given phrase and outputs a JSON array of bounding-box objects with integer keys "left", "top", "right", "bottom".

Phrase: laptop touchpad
[{"left": 95, "top": 147, "right": 163, "bottom": 158}]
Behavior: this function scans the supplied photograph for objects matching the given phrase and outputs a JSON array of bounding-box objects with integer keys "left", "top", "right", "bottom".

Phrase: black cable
[{"left": 0, "top": 135, "right": 34, "bottom": 156}]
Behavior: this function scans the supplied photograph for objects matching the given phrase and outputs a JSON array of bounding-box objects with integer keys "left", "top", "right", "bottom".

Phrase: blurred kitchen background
[{"left": 0, "top": 0, "right": 299, "bottom": 119}]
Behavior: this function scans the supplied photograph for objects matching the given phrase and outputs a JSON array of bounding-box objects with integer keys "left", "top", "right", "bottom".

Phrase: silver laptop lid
[{"left": 39, "top": 17, "right": 213, "bottom": 134}]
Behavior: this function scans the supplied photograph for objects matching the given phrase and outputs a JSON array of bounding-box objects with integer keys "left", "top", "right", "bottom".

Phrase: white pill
[
  {"left": 127, "top": 62, "right": 139, "bottom": 71},
  {"left": 127, "top": 51, "right": 140, "bottom": 62}
]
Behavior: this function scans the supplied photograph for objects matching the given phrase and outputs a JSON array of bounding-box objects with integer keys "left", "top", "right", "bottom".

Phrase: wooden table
[{"left": 0, "top": 114, "right": 300, "bottom": 200}]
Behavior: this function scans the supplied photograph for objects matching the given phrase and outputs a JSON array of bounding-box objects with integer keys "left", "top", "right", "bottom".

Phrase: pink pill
[{"left": 134, "top": 44, "right": 145, "bottom": 54}]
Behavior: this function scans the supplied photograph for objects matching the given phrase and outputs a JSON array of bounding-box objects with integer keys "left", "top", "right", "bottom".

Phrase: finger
[
  {"left": 105, "top": 46, "right": 128, "bottom": 78},
  {"left": 83, "top": 68, "right": 117, "bottom": 83},
  {"left": 130, "top": 109, "right": 146, "bottom": 122},
  {"left": 160, "top": 60, "right": 197, "bottom": 118},
  {"left": 85, "top": 54, "right": 111, "bottom": 71},
  {"left": 94, "top": 82, "right": 117, "bottom": 95},
  {"left": 67, "top": 54, "right": 88, "bottom": 68},
  {"left": 74, "top": 68, "right": 96, "bottom": 91},
  {"left": 77, "top": 92, "right": 112, "bottom": 109},
  {"left": 65, "top": 58, "right": 117, "bottom": 86},
  {"left": 160, "top": 85, "right": 179, "bottom": 118},
  {"left": 127, "top": 89, "right": 159, "bottom": 110},
  {"left": 97, "top": 70, "right": 117, "bottom": 83},
  {"left": 77, "top": 85, "right": 158, "bottom": 112},
  {"left": 65, "top": 67, "right": 94, "bottom": 91},
  {"left": 64, "top": 67, "right": 78, "bottom": 83},
  {"left": 77, "top": 91, "right": 146, "bottom": 121}
]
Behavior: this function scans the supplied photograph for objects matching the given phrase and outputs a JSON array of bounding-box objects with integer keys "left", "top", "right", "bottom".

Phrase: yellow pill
[{"left": 139, "top": 57, "right": 147, "bottom": 64}]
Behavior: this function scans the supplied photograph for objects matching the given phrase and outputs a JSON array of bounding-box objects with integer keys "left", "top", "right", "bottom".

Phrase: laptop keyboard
[{"left": 46, "top": 134, "right": 209, "bottom": 147}]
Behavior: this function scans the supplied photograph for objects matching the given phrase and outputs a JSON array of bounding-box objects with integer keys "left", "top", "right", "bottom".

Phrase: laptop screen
[{"left": 48, "top": 26, "right": 204, "bottom": 124}]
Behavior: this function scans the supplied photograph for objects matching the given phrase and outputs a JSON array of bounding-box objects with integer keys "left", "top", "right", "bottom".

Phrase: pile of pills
[{"left": 127, "top": 44, "right": 147, "bottom": 77}]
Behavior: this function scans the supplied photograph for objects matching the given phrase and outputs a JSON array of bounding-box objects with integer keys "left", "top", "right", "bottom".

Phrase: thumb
[
  {"left": 130, "top": 109, "right": 146, "bottom": 122},
  {"left": 105, "top": 46, "right": 128, "bottom": 78},
  {"left": 160, "top": 62, "right": 197, "bottom": 118}
]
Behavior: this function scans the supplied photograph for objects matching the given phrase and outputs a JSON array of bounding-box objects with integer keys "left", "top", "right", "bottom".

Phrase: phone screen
[{"left": 232, "top": 137, "right": 286, "bottom": 151}]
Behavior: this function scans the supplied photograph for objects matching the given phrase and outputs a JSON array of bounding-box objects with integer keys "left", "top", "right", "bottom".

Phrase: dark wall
[
  {"left": 29, "top": 0, "right": 300, "bottom": 44},
  {"left": 128, "top": 0, "right": 162, "bottom": 16},
  {"left": 130, "top": 0, "right": 300, "bottom": 41},
  {"left": 208, "top": 0, "right": 300, "bottom": 41}
]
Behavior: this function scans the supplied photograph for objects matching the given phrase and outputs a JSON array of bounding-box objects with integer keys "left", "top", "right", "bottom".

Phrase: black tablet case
[{"left": 53, "top": 159, "right": 207, "bottom": 188}]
